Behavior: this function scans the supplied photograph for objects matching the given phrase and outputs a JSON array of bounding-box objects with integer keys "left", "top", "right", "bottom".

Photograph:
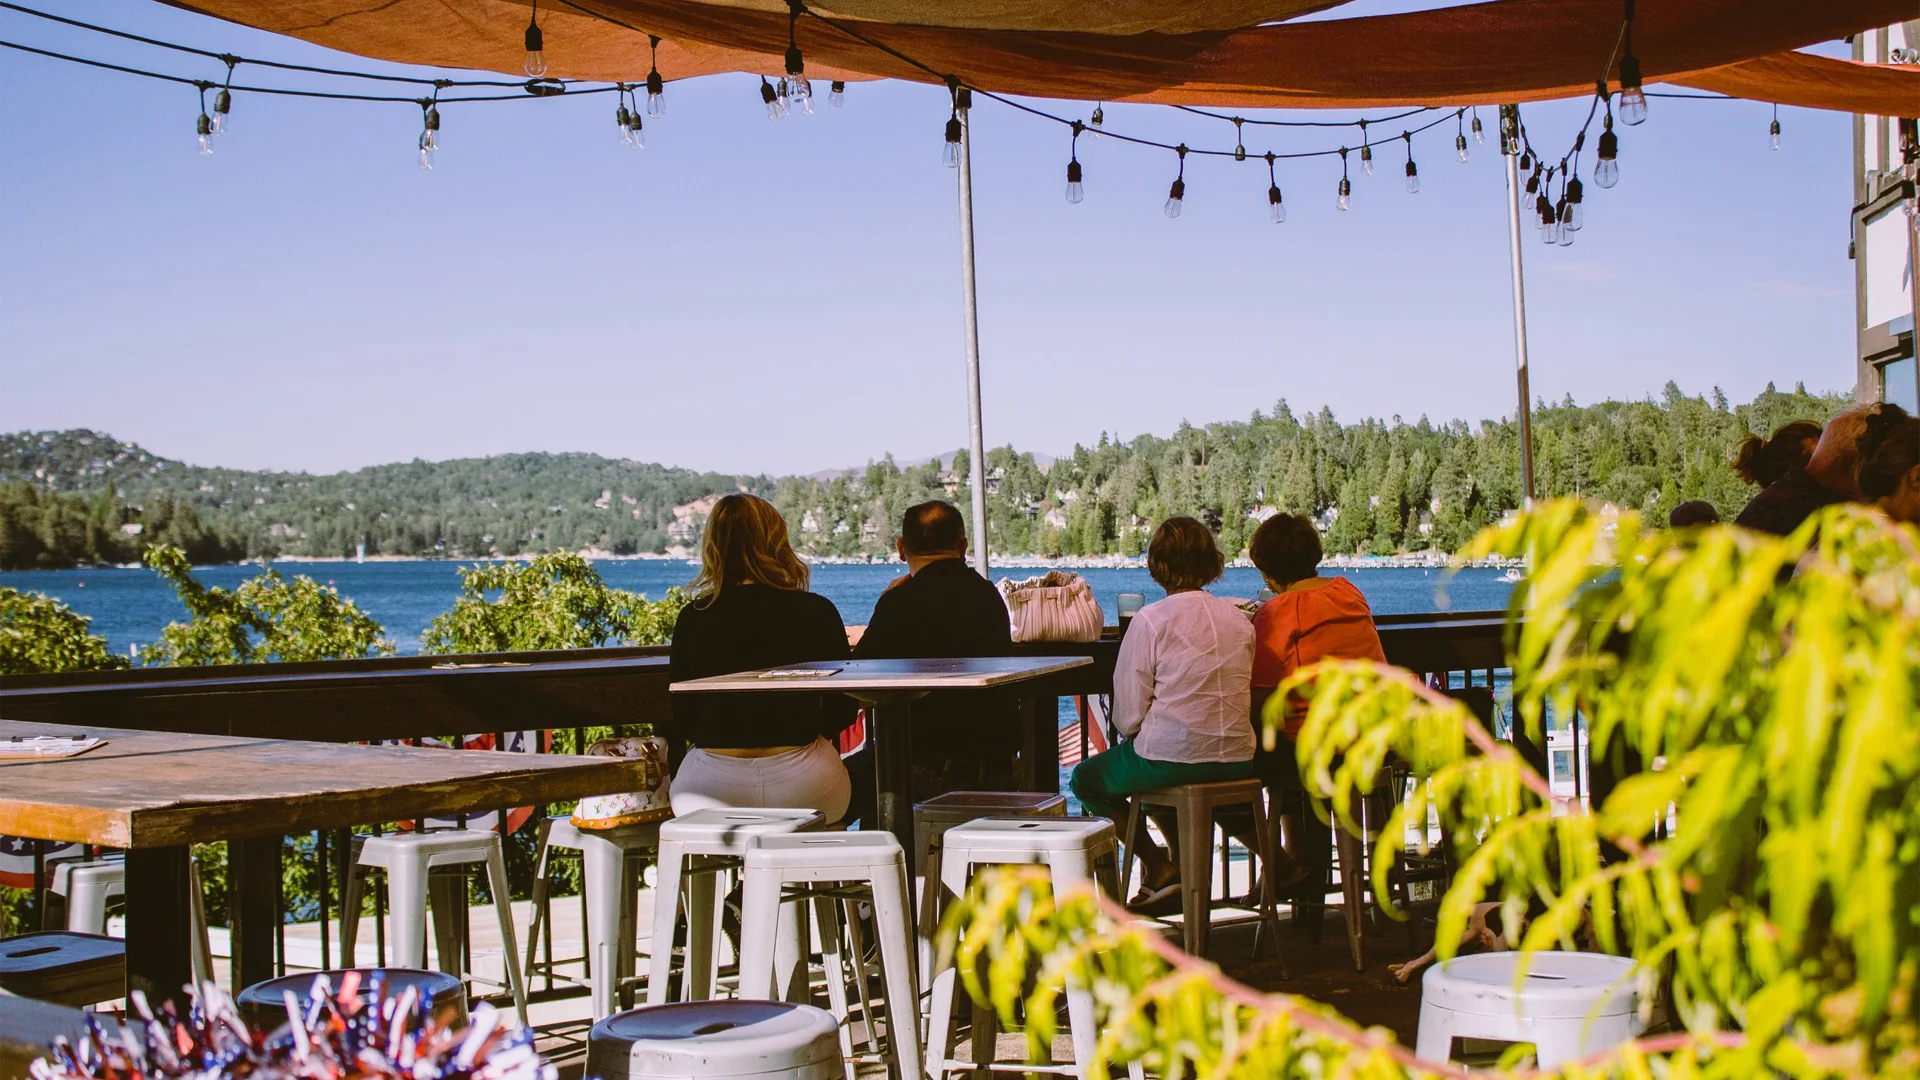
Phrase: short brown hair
[
  {"left": 1248, "top": 513, "right": 1321, "bottom": 585},
  {"left": 1731, "top": 420, "right": 1822, "bottom": 487},
  {"left": 1147, "top": 517, "right": 1224, "bottom": 592}
]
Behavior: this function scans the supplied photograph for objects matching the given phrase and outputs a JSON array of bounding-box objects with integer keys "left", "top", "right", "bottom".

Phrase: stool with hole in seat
[
  {"left": 736, "top": 831, "right": 921, "bottom": 1080},
  {"left": 589, "top": 1000, "right": 843, "bottom": 1080},
  {"left": 646, "top": 808, "right": 825, "bottom": 1006},
  {"left": 1415, "top": 952, "right": 1641, "bottom": 1068}
]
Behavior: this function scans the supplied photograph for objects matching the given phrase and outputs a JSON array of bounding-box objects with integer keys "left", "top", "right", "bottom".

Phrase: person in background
[
  {"left": 1736, "top": 404, "right": 1906, "bottom": 535},
  {"left": 666, "top": 493, "right": 857, "bottom": 820},
  {"left": 1667, "top": 500, "right": 1721, "bottom": 528},
  {"left": 1243, "top": 512, "right": 1386, "bottom": 913},
  {"left": 1731, "top": 421, "right": 1822, "bottom": 489},
  {"left": 851, "top": 500, "right": 1016, "bottom": 798},
  {"left": 1855, "top": 411, "right": 1920, "bottom": 525},
  {"left": 1070, "top": 517, "right": 1255, "bottom": 909}
]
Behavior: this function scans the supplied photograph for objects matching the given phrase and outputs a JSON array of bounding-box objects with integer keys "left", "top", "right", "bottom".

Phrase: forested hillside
[{"left": 0, "top": 382, "right": 1846, "bottom": 569}]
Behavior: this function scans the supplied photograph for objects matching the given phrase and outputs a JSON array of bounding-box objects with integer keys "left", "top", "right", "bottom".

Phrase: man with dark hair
[{"left": 852, "top": 500, "right": 1018, "bottom": 797}]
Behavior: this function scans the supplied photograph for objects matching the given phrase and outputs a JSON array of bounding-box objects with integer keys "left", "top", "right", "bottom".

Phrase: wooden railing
[{"left": 0, "top": 612, "right": 1511, "bottom": 995}]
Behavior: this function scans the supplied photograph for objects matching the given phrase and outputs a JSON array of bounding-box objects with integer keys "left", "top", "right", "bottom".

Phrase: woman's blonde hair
[{"left": 689, "top": 493, "right": 809, "bottom": 604}]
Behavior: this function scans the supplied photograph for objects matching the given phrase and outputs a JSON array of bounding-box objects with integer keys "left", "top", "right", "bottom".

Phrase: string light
[
  {"left": 1564, "top": 174, "right": 1584, "bottom": 232},
  {"left": 522, "top": 0, "right": 546, "bottom": 78},
  {"left": 829, "top": 80, "right": 845, "bottom": 108},
  {"left": 195, "top": 82, "right": 213, "bottom": 154},
  {"left": 1337, "top": 147, "right": 1351, "bottom": 210},
  {"left": 1402, "top": 131, "right": 1419, "bottom": 193},
  {"left": 417, "top": 97, "right": 440, "bottom": 169},
  {"left": 1594, "top": 109, "right": 1619, "bottom": 187},
  {"left": 1471, "top": 107, "right": 1484, "bottom": 147},
  {"left": 646, "top": 36, "right": 665, "bottom": 117},
  {"left": 942, "top": 84, "right": 963, "bottom": 167},
  {"left": 783, "top": 1, "right": 812, "bottom": 114},
  {"left": 760, "top": 75, "right": 785, "bottom": 122},
  {"left": 1065, "top": 120, "right": 1084, "bottom": 203},
  {"left": 1163, "top": 144, "right": 1186, "bottom": 218},
  {"left": 211, "top": 56, "right": 234, "bottom": 135},
  {"left": 1265, "top": 152, "right": 1285, "bottom": 224},
  {"left": 1454, "top": 109, "right": 1469, "bottom": 163},
  {"left": 615, "top": 84, "right": 632, "bottom": 143},
  {"left": 1090, "top": 103, "right": 1103, "bottom": 129},
  {"left": 1232, "top": 117, "right": 1245, "bottom": 162},
  {"left": 1359, "top": 119, "right": 1373, "bottom": 176},
  {"left": 1770, "top": 103, "right": 1781, "bottom": 150},
  {"left": 626, "top": 93, "right": 644, "bottom": 147},
  {"left": 1616, "top": 0, "right": 1646, "bottom": 126}
]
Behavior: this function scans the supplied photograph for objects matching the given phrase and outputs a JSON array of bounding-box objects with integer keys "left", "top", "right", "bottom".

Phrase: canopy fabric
[{"left": 168, "top": 0, "right": 1920, "bottom": 114}]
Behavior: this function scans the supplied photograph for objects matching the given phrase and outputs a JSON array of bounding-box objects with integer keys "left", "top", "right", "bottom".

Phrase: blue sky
[{"left": 0, "top": 1, "right": 1860, "bottom": 476}]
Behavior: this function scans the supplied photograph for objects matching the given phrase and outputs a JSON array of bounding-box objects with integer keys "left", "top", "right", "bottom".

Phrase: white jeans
[{"left": 671, "top": 737, "right": 851, "bottom": 822}]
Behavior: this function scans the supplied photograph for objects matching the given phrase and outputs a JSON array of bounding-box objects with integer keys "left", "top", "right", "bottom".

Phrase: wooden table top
[
  {"left": 0, "top": 719, "right": 645, "bottom": 848},
  {"left": 669, "top": 656, "right": 1093, "bottom": 695}
]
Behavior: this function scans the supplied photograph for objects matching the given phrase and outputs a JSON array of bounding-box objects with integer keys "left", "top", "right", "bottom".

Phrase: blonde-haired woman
[{"left": 667, "top": 493, "right": 856, "bottom": 819}]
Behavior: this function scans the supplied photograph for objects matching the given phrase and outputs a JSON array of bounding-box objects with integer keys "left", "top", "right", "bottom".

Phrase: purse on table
[{"left": 996, "top": 570, "right": 1104, "bottom": 643}]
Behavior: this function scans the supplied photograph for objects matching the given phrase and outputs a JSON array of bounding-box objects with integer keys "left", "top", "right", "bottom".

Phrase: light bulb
[
  {"left": 829, "top": 81, "right": 845, "bottom": 108},
  {"left": 1090, "top": 104, "right": 1103, "bottom": 129},
  {"left": 1563, "top": 177, "right": 1583, "bottom": 231},
  {"left": 212, "top": 89, "right": 231, "bottom": 135},
  {"left": 197, "top": 112, "right": 213, "bottom": 154},
  {"left": 1268, "top": 184, "right": 1285, "bottom": 223},
  {"left": 1471, "top": 113, "right": 1484, "bottom": 145},
  {"left": 1594, "top": 126, "right": 1619, "bottom": 188},
  {"left": 628, "top": 116, "right": 644, "bottom": 148},
  {"left": 617, "top": 103, "right": 632, "bottom": 144},
  {"left": 1770, "top": 117, "right": 1781, "bottom": 151},
  {"left": 943, "top": 116, "right": 962, "bottom": 167},
  {"left": 761, "top": 78, "right": 783, "bottom": 122},
  {"left": 647, "top": 75, "right": 665, "bottom": 118},
  {"left": 1618, "top": 88, "right": 1647, "bottom": 126},
  {"left": 418, "top": 132, "right": 434, "bottom": 170},
  {"left": 1519, "top": 151, "right": 1532, "bottom": 173},
  {"left": 1337, "top": 176, "right": 1351, "bottom": 211},
  {"left": 793, "top": 81, "right": 814, "bottom": 116},
  {"left": 1360, "top": 143, "right": 1373, "bottom": 176},
  {"left": 1556, "top": 201, "right": 1574, "bottom": 246},
  {"left": 1456, "top": 133, "right": 1469, "bottom": 163},
  {"left": 1163, "top": 177, "right": 1184, "bottom": 219},
  {"left": 1404, "top": 160, "right": 1420, "bottom": 193},
  {"left": 523, "top": 22, "right": 546, "bottom": 78},
  {"left": 1065, "top": 159, "right": 1083, "bottom": 203}
]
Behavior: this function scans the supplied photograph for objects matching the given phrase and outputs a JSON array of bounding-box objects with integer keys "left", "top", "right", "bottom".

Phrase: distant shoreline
[{"left": 28, "top": 550, "right": 1522, "bottom": 572}]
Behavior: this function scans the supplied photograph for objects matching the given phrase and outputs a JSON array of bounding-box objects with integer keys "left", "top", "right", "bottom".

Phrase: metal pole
[
  {"left": 1500, "top": 104, "right": 1538, "bottom": 505},
  {"left": 956, "top": 95, "right": 991, "bottom": 574},
  {"left": 1908, "top": 177, "right": 1920, "bottom": 410}
]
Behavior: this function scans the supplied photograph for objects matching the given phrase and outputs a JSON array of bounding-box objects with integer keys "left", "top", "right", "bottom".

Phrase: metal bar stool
[
  {"left": 911, "top": 791, "right": 1066, "bottom": 975},
  {"left": 525, "top": 815, "right": 661, "bottom": 1019},
  {"left": 589, "top": 1000, "right": 844, "bottom": 1080},
  {"left": 1120, "top": 778, "right": 1285, "bottom": 966}
]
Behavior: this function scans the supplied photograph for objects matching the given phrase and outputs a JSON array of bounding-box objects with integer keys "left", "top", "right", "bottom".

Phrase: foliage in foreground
[
  {"left": 941, "top": 501, "right": 1920, "bottom": 1077},
  {"left": 0, "top": 587, "right": 126, "bottom": 675},
  {"left": 140, "top": 544, "right": 395, "bottom": 665},
  {"left": 419, "top": 552, "right": 683, "bottom": 654}
]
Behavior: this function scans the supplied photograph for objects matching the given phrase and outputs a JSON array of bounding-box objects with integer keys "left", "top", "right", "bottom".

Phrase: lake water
[{"left": 0, "top": 560, "right": 1515, "bottom": 656}]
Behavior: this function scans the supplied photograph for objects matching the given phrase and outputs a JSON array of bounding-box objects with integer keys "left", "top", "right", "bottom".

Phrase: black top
[
  {"left": 854, "top": 558, "right": 1016, "bottom": 761},
  {"left": 668, "top": 584, "right": 857, "bottom": 751},
  {"left": 1732, "top": 468, "right": 1841, "bottom": 537}
]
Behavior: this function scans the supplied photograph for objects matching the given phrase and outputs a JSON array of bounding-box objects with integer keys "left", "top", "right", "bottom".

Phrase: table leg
[
  {"left": 1021, "top": 696, "right": 1060, "bottom": 794},
  {"left": 869, "top": 701, "right": 916, "bottom": 861},
  {"left": 125, "top": 846, "right": 194, "bottom": 1010},
  {"left": 229, "top": 835, "right": 282, "bottom": 993}
]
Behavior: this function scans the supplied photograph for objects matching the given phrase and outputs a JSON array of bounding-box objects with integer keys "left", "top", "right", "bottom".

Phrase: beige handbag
[
  {"left": 996, "top": 570, "right": 1105, "bottom": 643},
  {"left": 571, "top": 736, "right": 674, "bottom": 829}
]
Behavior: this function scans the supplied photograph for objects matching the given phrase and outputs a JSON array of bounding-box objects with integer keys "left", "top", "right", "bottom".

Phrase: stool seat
[
  {"left": 659, "top": 808, "right": 826, "bottom": 850},
  {"left": 0, "top": 932, "right": 124, "bottom": 1008},
  {"left": 237, "top": 968, "right": 469, "bottom": 1031},
  {"left": 355, "top": 828, "right": 502, "bottom": 866},
  {"left": 915, "top": 791, "right": 1067, "bottom": 819},
  {"left": 743, "top": 832, "right": 904, "bottom": 870},
  {"left": 1416, "top": 952, "right": 1641, "bottom": 1068},
  {"left": 546, "top": 816, "right": 663, "bottom": 851},
  {"left": 589, "top": 1001, "right": 842, "bottom": 1080}
]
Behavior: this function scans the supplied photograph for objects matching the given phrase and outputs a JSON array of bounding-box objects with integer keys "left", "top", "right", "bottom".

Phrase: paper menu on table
[{"left": 0, "top": 734, "right": 107, "bottom": 760}]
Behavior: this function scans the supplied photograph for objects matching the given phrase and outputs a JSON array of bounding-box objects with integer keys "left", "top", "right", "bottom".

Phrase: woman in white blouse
[{"left": 1069, "top": 516, "right": 1255, "bottom": 907}]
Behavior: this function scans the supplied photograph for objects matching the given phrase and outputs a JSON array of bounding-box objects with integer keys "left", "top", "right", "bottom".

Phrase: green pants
[{"left": 1070, "top": 740, "right": 1254, "bottom": 822}]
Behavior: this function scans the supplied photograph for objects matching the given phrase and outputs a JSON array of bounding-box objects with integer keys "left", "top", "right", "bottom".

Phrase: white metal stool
[
  {"left": 48, "top": 858, "right": 123, "bottom": 935},
  {"left": 646, "top": 808, "right": 825, "bottom": 1006},
  {"left": 339, "top": 829, "right": 528, "bottom": 1025},
  {"left": 1121, "top": 778, "right": 1285, "bottom": 963},
  {"left": 737, "top": 832, "right": 922, "bottom": 1080},
  {"left": 911, "top": 792, "right": 1067, "bottom": 973},
  {"left": 1415, "top": 952, "right": 1641, "bottom": 1068},
  {"left": 924, "top": 818, "right": 1121, "bottom": 1080},
  {"left": 589, "top": 1000, "right": 844, "bottom": 1080},
  {"left": 525, "top": 815, "right": 661, "bottom": 1019}
]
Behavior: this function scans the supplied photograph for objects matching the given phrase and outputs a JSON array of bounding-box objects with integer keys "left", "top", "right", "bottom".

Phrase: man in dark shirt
[{"left": 852, "top": 500, "right": 1018, "bottom": 798}]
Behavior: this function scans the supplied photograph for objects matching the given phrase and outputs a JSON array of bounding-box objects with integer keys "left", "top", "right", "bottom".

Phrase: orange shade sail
[{"left": 164, "top": 0, "right": 1920, "bottom": 114}]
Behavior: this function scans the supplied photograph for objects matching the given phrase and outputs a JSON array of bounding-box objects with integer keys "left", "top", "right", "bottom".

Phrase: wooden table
[
  {"left": 670, "top": 657, "right": 1092, "bottom": 862},
  {"left": 0, "top": 719, "right": 646, "bottom": 1008}
]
